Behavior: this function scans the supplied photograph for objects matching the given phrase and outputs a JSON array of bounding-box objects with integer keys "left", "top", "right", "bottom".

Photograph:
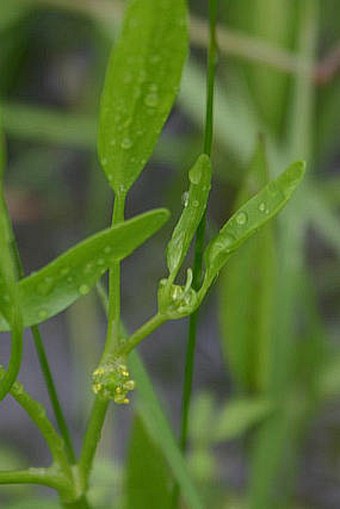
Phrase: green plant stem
[
  {"left": 173, "top": 1, "right": 217, "bottom": 507},
  {"left": 78, "top": 398, "right": 110, "bottom": 484},
  {"left": 31, "top": 325, "right": 76, "bottom": 463},
  {"left": 10, "top": 234, "right": 76, "bottom": 464},
  {"left": 0, "top": 194, "right": 23, "bottom": 402},
  {"left": 101, "top": 191, "right": 126, "bottom": 360},
  {"left": 0, "top": 368, "right": 70, "bottom": 472},
  {"left": 79, "top": 191, "right": 126, "bottom": 486},
  {"left": 0, "top": 468, "right": 63, "bottom": 490},
  {"left": 115, "top": 313, "right": 166, "bottom": 357}
]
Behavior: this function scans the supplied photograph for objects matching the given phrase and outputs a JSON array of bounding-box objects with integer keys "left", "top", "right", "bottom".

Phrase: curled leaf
[{"left": 166, "top": 154, "right": 212, "bottom": 278}]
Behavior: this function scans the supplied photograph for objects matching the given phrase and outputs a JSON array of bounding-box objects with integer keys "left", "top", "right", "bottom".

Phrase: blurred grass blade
[
  {"left": 203, "top": 160, "right": 305, "bottom": 288},
  {"left": 126, "top": 416, "right": 172, "bottom": 509},
  {"left": 2, "top": 103, "right": 97, "bottom": 148},
  {"left": 0, "top": 209, "right": 169, "bottom": 331},
  {"left": 219, "top": 138, "right": 276, "bottom": 392},
  {"left": 129, "top": 352, "right": 204, "bottom": 509},
  {"left": 305, "top": 184, "right": 340, "bottom": 256},
  {"left": 212, "top": 398, "right": 272, "bottom": 443},
  {"left": 98, "top": 0, "right": 188, "bottom": 195},
  {"left": 166, "top": 154, "right": 211, "bottom": 279}
]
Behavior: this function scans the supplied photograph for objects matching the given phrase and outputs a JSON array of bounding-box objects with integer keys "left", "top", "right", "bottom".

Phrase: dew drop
[
  {"left": 189, "top": 164, "right": 203, "bottom": 185},
  {"left": 104, "top": 246, "right": 112, "bottom": 254},
  {"left": 181, "top": 191, "right": 189, "bottom": 208},
  {"left": 121, "top": 138, "right": 133, "bottom": 150},
  {"left": 84, "top": 263, "right": 93, "bottom": 274},
  {"left": 97, "top": 258, "right": 105, "bottom": 266},
  {"left": 236, "top": 211, "right": 248, "bottom": 225},
  {"left": 59, "top": 267, "right": 70, "bottom": 277},
  {"left": 38, "top": 309, "right": 48, "bottom": 320},
  {"left": 259, "top": 202, "right": 266, "bottom": 213},
  {"left": 102, "top": 157, "right": 108, "bottom": 166},
  {"left": 36, "top": 276, "right": 54, "bottom": 296},
  {"left": 79, "top": 284, "right": 90, "bottom": 296},
  {"left": 192, "top": 200, "right": 199, "bottom": 208}
]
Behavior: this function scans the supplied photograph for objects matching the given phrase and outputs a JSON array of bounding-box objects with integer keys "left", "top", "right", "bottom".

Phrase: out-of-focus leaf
[
  {"left": 219, "top": 138, "right": 276, "bottom": 392},
  {"left": 98, "top": 0, "right": 188, "bottom": 195},
  {"left": 129, "top": 352, "right": 204, "bottom": 509},
  {"left": 0, "top": 209, "right": 169, "bottom": 331},
  {"left": 203, "top": 161, "right": 305, "bottom": 288},
  {"left": 126, "top": 416, "right": 171, "bottom": 509},
  {"left": 2, "top": 103, "right": 97, "bottom": 148},
  {"left": 166, "top": 154, "right": 211, "bottom": 278},
  {"left": 212, "top": 398, "right": 272, "bottom": 443}
]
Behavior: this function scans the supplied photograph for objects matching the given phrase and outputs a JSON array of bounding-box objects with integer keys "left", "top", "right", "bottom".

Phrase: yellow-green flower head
[{"left": 92, "top": 358, "right": 135, "bottom": 404}]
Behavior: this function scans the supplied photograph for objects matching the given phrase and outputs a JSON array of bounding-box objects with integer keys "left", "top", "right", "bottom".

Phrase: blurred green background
[{"left": 0, "top": 0, "right": 339, "bottom": 508}]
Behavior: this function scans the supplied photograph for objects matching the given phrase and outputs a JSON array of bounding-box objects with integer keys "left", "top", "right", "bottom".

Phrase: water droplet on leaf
[
  {"left": 236, "top": 211, "right": 248, "bottom": 225},
  {"left": 121, "top": 138, "right": 133, "bottom": 150}
]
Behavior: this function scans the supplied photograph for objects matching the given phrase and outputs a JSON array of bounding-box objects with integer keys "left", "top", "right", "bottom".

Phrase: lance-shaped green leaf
[
  {"left": 202, "top": 161, "right": 305, "bottom": 291},
  {"left": 166, "top": 154, "right": 211, "bottom": 279},
  {"left": 0, "top": 209, "right": 169, "bottom": 331},
  {"left": 98, "top": 0, "right": 188, "bottom": 195}
]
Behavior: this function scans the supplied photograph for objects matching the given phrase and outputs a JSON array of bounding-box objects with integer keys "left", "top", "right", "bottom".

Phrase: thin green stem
[
  {"left": 0, "top": 368, "right": 70, "bottom": 471},
  {"left": 78, "top": 398, "right": 109, "bottom": 483},
  {"left": 0, "top": 194, "right": 23, "bottom": 402},
  {"left": 10, "top": 233, "right": 76, "bottom": 463},
  {"left": 115, "top": 313, "right": 166, "bottom": 357},
  {"left": 173, "top": 1, "right": 217, "bottom": 507},
  {"left": 101, "top": 192, "right": 126, "bottom": 360},
  {"left": 0, "top": 467, "right": 64, "bottom": 491},
  {"left": 79, "top": 191, "right": 126, "bottom": 486},
  {"left": 31, "top": 325, "right": 76, "bottom": 463}
]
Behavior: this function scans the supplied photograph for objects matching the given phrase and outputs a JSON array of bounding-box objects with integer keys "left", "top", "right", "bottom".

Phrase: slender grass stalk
[
  {"left": 79, "top": 192, "right": 126, "bottom": 485},
  {"left": 173, "top": 1, "right": 218, "bottom": 507},
  {"left": 10, "top": 238, "right": 76, "bottom": 463}
]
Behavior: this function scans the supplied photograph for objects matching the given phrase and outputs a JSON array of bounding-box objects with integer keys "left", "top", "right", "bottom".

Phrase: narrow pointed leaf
[
  {"left": 98, "top": 0, "right": 188, "bottom": 194},
  {"left": 166, "top": 154, "right": 211, "bottom": 277},
  {"left": 203, "top": 161, "right": 305, "bottom": 287},
  {"left": 0, "top": 209, "right": 169, "bottom": 331}
]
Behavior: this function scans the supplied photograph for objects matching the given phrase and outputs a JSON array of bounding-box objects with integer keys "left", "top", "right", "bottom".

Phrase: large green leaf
[
  {"left": 98, "top": 0, "right": 188, "bottom": 195},
  {"left": 126, "top": 416, "right": 172, "bottom": 509},
  {"left": 0, "top": 209, "right": 169, "bottom": 331},
  {"left": 202, "top": 160, "right": 305, "bottom": 289}
]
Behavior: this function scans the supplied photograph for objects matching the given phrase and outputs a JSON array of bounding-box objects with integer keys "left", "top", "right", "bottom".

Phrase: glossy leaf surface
[
  {"left": 166, "top": 154, "right": 211, "bottom": 278},
  {"left": 0, "top": 209, "right": 169, "bottom": 331},
  {"left": 203, "top": 160, "right": 305, "bottom": 287},
  {"left": 98, "top": 0, "right": 188, "bottom": 195}
]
